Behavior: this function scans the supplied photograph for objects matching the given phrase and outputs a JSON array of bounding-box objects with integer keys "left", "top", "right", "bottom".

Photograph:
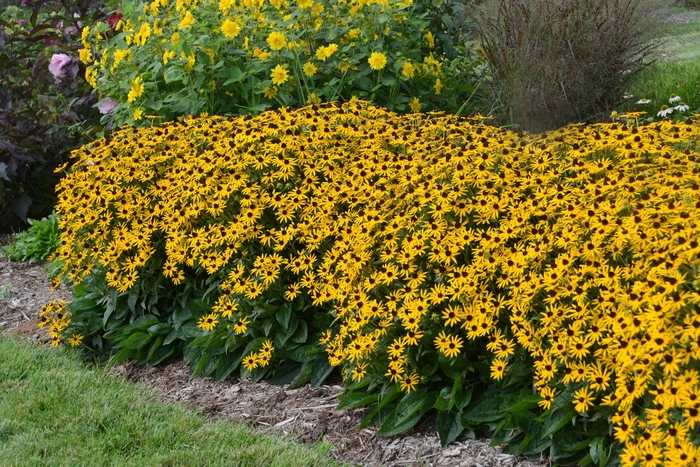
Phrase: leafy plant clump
[
  {"left": 2, "top": 212, "right": 61, "bottom": 263},
  {"left": 54, "top": 101, "right": 700, "bottom": 465},
  {"left": 0, "top": 0, "right": 109, "bottom": 232},
  {"left": 79, "top": 0, "right": 480, "bottom": 127},
  {"left": 474, "top": 0, "right": 665, "bottom": 133}
]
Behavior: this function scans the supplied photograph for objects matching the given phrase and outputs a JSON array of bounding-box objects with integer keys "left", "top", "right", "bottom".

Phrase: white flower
[
  {"left": 657, "top": 105, "right": 673, "bottom": 117},
  {"left": 669, "top": 94, "right": 681, "bottom": 104},
  {"left": 636, "top": 98, "right": 651, "bottom": 105},
  {"left": 675, "top": 102, "right": 690, "bottom": 112}
]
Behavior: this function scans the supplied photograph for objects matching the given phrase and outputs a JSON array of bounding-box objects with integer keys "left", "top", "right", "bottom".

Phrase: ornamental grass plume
[{"left": 55, "top": 101, "right": 700, "bottom": 464}]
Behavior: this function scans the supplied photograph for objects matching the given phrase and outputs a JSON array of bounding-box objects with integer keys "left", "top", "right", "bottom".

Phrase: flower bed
[{"left": 54, "top": 100, "right": 700, "bottom": 465}]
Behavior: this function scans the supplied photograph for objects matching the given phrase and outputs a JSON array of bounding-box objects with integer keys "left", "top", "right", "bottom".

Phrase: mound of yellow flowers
[{"left": 55, "top": 101, "right": 700, "bottom": 465}]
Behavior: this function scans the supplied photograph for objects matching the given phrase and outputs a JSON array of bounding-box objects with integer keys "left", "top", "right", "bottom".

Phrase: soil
[{"left": 0, "top": 235, "right": 547, "bottom": 467}]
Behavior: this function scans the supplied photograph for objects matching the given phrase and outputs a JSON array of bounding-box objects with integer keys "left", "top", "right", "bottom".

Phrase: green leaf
[
  {"left": 310, "top": 357, "right": 334, "bottom": 387},
  {"left": 464, "top": 393, "right": 505, "bottom": 424},
  {"left": 147, "top": 323, "right": 171, "bottom": 336},
  {"left": 149, "top": 343, "right": 175, "bottom": 366},
  {"left": 275, "top": 304, "right": 292, "bottom": 329},
  {"left": 147, "top": 336, "right": 164, "bottom": 361},
  {"left": 454, "top": 387, "right": 472, "bottom": 411},
  {"left": 69, "top": 296, "right": 98, "bottom": 312},
  {"left": 291, "top": 320, "right": 308, "bottom": 344},
  {"left": 267, "top": 361, "right": 302, "bottom": 385},
  {"left": 337, "top": 392, "right": 378, "bottom": 410},
  {"left": 123, "top": 332, "right": 153, "bottom": 350},
  {"left": 542, "top": 408, "right": 576, "bottom": 438},
  {"left": 111, "top": 346, "right": 136, "bottom": 363},
  {"left": 377, "top": 409, "right": 423, "bottom": 437},
  {"left": 289, "top": 360, "right": 313, "bottom": 389},
  {"left": 434, "top": 387, "right": 452, "bottom": 412},
  {"left": 436, "top": 410, "right": 464, "bottom": 447}
]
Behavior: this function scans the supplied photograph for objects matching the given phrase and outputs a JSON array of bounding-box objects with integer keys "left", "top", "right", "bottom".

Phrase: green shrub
[
  {"left": 2, "top": 212, "right": 61, "bottom": 262},
  {"left": 474, "top": 0, "right": 665, "bottom": 132},
  {"left": 52, "top": 101, "right": 700, "bottom": 465},
  {"left": 0, "top": 0, "right": 109, "bottom": 232},
  {"left": 79, "top": 0, "right": 482, "bottom": 127}
]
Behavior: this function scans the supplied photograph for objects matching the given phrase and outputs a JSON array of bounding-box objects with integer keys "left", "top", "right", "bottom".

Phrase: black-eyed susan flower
[{"left": 198, "top": 313, "right": 219, "bottom": 332}]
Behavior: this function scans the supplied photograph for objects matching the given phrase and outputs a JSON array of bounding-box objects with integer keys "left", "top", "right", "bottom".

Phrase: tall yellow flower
[
  {"left": 266, "top": 31, "right": 286, "bottom": 51},
  {"left": 368, "top": 52, "right": 387, "bottom": 71},
  {"left": 127, "top": 76, "right": 144, "bottom": 103},
  {"left": 401, "top": 61, "right": 416, "bottom": 79},
  {"left": 270, "top": 64, "right": 289, "bottom": 85},
  {"left": 179, "top": 10, "right": 195, "bottom": 29},
  {"left": 303, "top": 61, "right": 318, "bottom": 76},
  {"left": 221, "top": 18, "right": 242, "bottom": 39}
]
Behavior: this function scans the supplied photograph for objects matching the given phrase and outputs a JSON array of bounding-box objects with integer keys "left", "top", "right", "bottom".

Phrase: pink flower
[
  {"left": 97, "top": 98, "right": 118, "bottom": 115},
  {"left": 22, "top": 0, "right": 32, "bottom": 6},
  {"left": 48, "top": 53, "right": 72, "bottom": 82}
]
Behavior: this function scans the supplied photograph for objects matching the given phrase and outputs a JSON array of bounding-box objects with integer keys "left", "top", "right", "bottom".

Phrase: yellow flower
[
  {"left": 270, "top": 64, "right": 289, "bottom": 86},
  {"left": 68, "top": 334, "right": 84, "bottom": 347},
  {"left": 303, "top": 62, "right": 318, "bottom": 76},
  {"left": 262, "top": 86, "right": 278, "bottom": 99},
  {"left": 368, "top": 51, "right": 387, "bottom": 71},
  {"left": 221, "top": 19, "right": 242, "bottom": 39},
  {"left": 127, "top": 76, "right": 144, "bottom": 103},
  {"left": 538, "top": 386, "right": 555, "bottom": 410},
  {"left": 297, "top": 0, "right": 313, "bottom": 8},
  {"left": 434, "top": 78, "right": 442, "bottom": 95},
  {"left": 179, "top": 10, "right": 195, "bottom": 29},
  {"left": 573, "top": 387, "right": 595, "bottom": 413},
  {"left": 307, "top": 93, "right": 320, "bottom": 104},
  {"left": 242, "top": 353, "right": 258, "bottom": 371},
  {"left": 400, "top": 373, "right": 419, "bottom": 393},
  {"left": 425, "top": 31, "right": 435, "bottom": 48},
  {"left": 197, "top": 313, "right": 219, "bottom": 331},
  {"left": 315, "top": 44, "right": 338, "bottom": 61},
  {"left": 85, "top": 68, "right": 98, "bottom": 88},
  {"left": 490, "top": 359, "right": 507, "bottom": 380},
  {"left": 401, "top": 61, "right": 415, "bottom": 79},
  {"left": 233, "top": 316, "right": 250, "bottom": 334},
  {"left": 79, "top": 48, "right": 92, "bottom": 65},
  {"left": 351, "top": 362, "right": 368, "bottom": 382},
  {"left": 409, "top": 97, "right": 421, "bottom": 113},
  {"left": 171, "top": 32, "right": 180, "bottom": 45},
  {"left": 133, "top": 108, "right": 143, "bottom": 121},
  {"left": 266, "top": 31, "right": 286, "bottom": 51}
]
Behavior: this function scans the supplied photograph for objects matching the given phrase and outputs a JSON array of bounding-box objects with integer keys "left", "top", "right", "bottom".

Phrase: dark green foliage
[{"left": 0, "top": 0, "right": 108, "bottom": 232}]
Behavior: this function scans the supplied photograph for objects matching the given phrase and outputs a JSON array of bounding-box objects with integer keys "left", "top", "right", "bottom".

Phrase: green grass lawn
[
  {"left": 658, "top": 7, "right": 700, "bottom": 62},
  {"left": 0, "top": 336, "right": 346, "bottom": 467}
]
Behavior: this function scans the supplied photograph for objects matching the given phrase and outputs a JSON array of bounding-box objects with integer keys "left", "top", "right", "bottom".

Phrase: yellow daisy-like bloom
[
  {"left": 79, "top": 48, "right": 92, "bottom": 65},
  {"left": 538, "top": 386, "right": 555, "bottom": 410},
  {"left": 133, "top": 108, "right": 143, "bottom": 121},
  {"left": 242, "top": 353, "right": 258, "bottom": 371},
  {"left": 409, "top": 97, "right": 421, "bottom": 113},
  {"left": 233, "top": 316, "right": 250, "bottom": 334},
  {"left": 351, "top": 362, "right": 368, "bottom": 382},
  {"left": 573, "top": 387, "right": 595, "bottom": 413},
  {"left": 262, "top": 86, "right": 278, "bottom": 99},
  {"left": 221, "top": 19, "right": 242, "bottom": 39},
  {"left": 297, "top": 0, "right": 313, "bottom": 8},
  {"left": 401, "top": 61, "right": 415, "bottom": 79},
  {"left": 434, "top": 78, "right": 442, "bottom": 95},
  {"left": 437, "top": 333, "right": 463, "bottom": 358},
  {"left": 68, "top": 334, "right": 84, "bottom": 347},
  {"left": 197, "top": 313, "right": 219, "bottom": 331},
  {"left": 315, "top": 44, "right": 338, "bottom": 61},
  {"left": 303, "top": 62, "right": 318, "bottom": 76},
  {"left": 368, "top": 51, "right": 387, "bottom": 71},
  {"left": 306, "top": 92, "right": 320, "bottom": 104},
  {"left": 127, "top": 76, "right": 144, "bottom": 103},
  {"left": 270, "top": 64, "right": 289, "bottom": 86},
  {"left": 266, "top": 31, "right": 286, "bottom": 51},
  {"left": 490, "top": 359, "right": 507, "bottom": 380},
  {"left": 400, "top": 372, "right": 420, "bottom": 393},
  {"left": 179, "top": 10, "right": 195, "bottom": 29}
]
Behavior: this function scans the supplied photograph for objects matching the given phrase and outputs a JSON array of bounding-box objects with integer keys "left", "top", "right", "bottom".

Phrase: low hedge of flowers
[
  {"left": 79, "top": 0, "right": 477, "bottom": 127},
  {"left": 52, "top": 99, "right": 700, "bottom": 465}
]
